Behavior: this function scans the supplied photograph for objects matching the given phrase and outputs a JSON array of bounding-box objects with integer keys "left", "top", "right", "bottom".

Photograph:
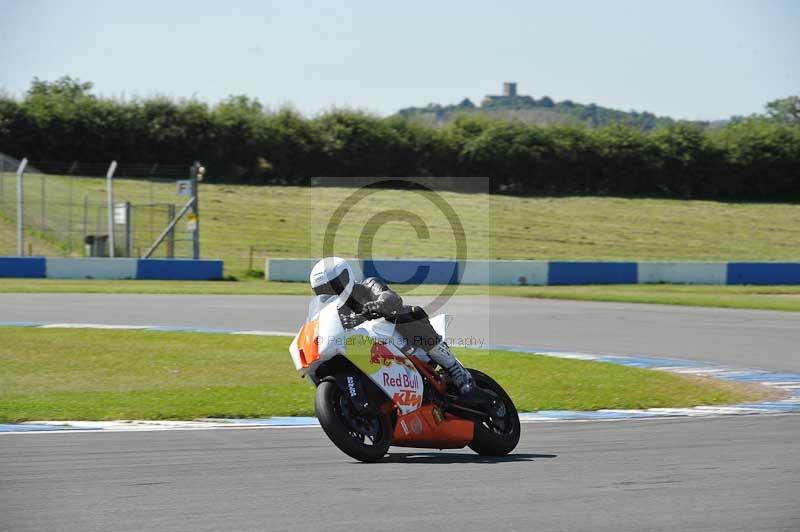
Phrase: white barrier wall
[
  {"left": 266, "top": 259, "right": 316, "bottom": 282},
  {"left": 458, "top": 260, "right": 549, "bottom": 285},
  {"left": 265, "top": 258, "right": 364, "bottom": 283},
  {"left": 637, "top": 262, "right": 727, "bottom": 285},
  {"left": 46, "top": 258, "right": 138, "bottom": 279}
]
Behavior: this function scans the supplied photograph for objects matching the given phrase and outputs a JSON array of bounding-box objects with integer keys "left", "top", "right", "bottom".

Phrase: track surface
[
  {"left": 1, "top": 294, "right": 799, "bottom": 531},
  {"left": 2, "top": 417, "right": 798, "bottom": 532}
]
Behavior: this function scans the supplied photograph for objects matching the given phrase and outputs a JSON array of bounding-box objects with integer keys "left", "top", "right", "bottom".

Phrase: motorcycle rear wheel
[
  {"left": 467, "top": 369, "right": 521, "bottom": 456},
  {"left": 315, "top": 380, "right": 392, "bottom": 462}
]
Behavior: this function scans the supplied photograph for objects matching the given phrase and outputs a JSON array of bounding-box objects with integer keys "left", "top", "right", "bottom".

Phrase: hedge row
[{"left": 1, "top": 87, "right": 798, "bottom": 199}]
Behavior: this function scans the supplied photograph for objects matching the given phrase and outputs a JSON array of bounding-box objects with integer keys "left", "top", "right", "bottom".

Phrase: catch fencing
[{"left": 0, "top": 158, "right": 196, "bottom": 259}]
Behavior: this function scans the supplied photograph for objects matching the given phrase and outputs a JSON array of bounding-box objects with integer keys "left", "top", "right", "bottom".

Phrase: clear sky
[{"left": 1, "top": 0, "right": 798, "bottom": 120}]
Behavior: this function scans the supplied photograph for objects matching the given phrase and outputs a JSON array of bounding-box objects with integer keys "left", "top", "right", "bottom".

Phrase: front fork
[{"left": 333, "top": 373, "right": 371, "bottom": 413}]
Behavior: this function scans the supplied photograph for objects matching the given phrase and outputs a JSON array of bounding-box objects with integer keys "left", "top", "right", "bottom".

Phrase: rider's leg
[
  {"left": 395, "top": 307, "right": 493, "bottom": 402},
  {"left": 427, "top": 340, "right": 474, "bottom": 391}
]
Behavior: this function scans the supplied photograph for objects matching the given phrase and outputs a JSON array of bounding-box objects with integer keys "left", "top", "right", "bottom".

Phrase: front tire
[
  {"left": 315, "top": 380, "right": 392, "bottom": 462},
  {"left": 467, "top": 369, "right": 521, "bottom": 456}
]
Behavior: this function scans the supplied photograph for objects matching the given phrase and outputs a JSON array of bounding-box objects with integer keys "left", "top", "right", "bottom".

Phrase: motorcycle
[{"left": 289, "top": 295, "right": 520, "bottom": 462}]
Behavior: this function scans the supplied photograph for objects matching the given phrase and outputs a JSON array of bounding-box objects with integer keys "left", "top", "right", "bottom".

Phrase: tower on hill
[
  {"left": 482, "top": 82, "right": 521, "bottom": 105},
  {"left": 503, "top": 82, "right": 517, "bottom": 97}
]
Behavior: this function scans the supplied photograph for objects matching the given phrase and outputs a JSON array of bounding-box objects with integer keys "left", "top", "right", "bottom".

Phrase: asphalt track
[{"left": 2, "top": 294, "right": 799, "bottom": 531}]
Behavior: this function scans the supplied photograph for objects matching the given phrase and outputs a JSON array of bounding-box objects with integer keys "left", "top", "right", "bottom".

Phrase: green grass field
[
  {"left": 1, "top": 278, "right": 799, "bottom": 311},
  {"left": 0, "top": 327, "right": 769, "bottom": 422},
  {"left": 1, "top": 174, "right": 799, "bottom": 276},
  {"left": 0, "top": 210, "right": 63, "bottom": 257},
  {"left": 2, "top": 175, "right": 798, "bottom": 312}
]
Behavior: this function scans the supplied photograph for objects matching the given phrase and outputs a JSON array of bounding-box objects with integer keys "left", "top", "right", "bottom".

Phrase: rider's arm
[{"left": 360, "top": 277, "right": 403, "bottom": 315}]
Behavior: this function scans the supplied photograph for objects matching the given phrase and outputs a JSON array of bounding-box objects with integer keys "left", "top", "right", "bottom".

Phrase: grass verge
[
  {"left": 2, "top": 177, "right": 800, "bottom": 276},
  {"left": 0, "top": 279, "right": 799, "bottom": 311},
  {"left": 0, "top": 328, "right": 770, "bottom": 422}
]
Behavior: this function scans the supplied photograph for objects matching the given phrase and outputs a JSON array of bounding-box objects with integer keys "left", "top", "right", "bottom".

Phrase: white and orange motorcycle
[{"left": 289, "top": 295, "right": 520, "bottom": 462}]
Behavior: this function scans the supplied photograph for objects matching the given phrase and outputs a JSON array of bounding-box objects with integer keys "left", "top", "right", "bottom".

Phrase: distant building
[{"left": 482, "top": 82, "right": 522, "bottom": 106}]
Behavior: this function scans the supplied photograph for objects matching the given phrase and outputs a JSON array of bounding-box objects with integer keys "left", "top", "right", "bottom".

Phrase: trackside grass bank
[
  {"left": 0, "top": 279, "right": 799, "bottom": 311},
  {"left": 2, "top": 179, "right": 799, "bottom": 276},
  {"left": 0, "top": 328, "right": 769, "bottom": 422}
]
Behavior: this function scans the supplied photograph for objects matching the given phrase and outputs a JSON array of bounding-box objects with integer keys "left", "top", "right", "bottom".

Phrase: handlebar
[
  {"left": 358, "top": 310, "right": 395, "bottom": 321},
  {"left": 343, "top": 309, "right": 407, "bottom": 329}
]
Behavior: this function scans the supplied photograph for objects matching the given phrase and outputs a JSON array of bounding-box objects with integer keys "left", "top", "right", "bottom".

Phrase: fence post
[
  {"left": 67, "top": 177, "right": 73, "bottom": 255},
  {"left": 82, "top": 193, "right": 89, "bottom": 245},
  {"left": 142, "top": 197, "right": 194, "bottom": 259},
  {"left": 16, "top": 158, "right": 28, "bottom": 256},
  {"left": 106, "top": 161, "right": 118, "bottom": 258},
  {"left": 40, "top": 173, "right": 46, "bottom": 230},
  {"left": 189, "top": 162, "right": 204, "bottom": 260},
  {"left": 124, "top": 202, "right": 132, "bottom": 257},
  {"left": 95, "top": 203, "right": 101, "bottom": 236},
  {"left": 167, "top": 203, "right": 175, "bottom": 259}
]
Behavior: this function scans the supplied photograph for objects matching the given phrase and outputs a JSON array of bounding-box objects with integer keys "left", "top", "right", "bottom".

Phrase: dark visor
[{"left": 313, "top": 268, "right": 350, "bottom": 296}]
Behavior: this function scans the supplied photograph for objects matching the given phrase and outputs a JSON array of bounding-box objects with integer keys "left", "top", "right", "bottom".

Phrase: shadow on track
[{"left": 378, "top": 452, "right": 557, "bottom": 464}]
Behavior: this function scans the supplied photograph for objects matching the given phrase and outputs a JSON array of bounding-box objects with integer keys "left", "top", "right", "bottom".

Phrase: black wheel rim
[
  {"left": 475, "top": 380, "right": 515, "bottom": 437},
  {"left": 329, "top": 387, "right": 384, "bottom": 447}
]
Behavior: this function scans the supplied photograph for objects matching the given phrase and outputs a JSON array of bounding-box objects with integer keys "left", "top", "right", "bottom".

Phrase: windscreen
[{"left": 304, "top": 295, "right": 339, "bottom": 323}]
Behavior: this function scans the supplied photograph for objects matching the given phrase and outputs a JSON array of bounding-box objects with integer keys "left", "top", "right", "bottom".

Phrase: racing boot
[{"left": 428, "top": 341, "right": 497, "bottom": 405}]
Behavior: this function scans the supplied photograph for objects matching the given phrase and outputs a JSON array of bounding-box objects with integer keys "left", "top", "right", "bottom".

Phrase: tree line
[{"left": 1, "top": 77, "right": 798, "bottom": 200}]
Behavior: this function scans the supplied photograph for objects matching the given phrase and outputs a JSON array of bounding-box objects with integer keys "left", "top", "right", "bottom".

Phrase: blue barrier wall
[
  {"left": 0, "top": 257, "right": 47, "bottom": 278},
  {"left": 727, "top": 262, "right": 800, "bottom": 285},
  {"left": 136, "top": 259, "right": 224, "bottom": 280},
  {"left": 363, "top": 259, "right": 459, "bottom": 284},
  {"left": 548, "top": 261, "right": 638, "bottom": 285}
]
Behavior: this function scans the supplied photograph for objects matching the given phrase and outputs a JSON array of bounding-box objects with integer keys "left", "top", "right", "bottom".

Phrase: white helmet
[{"left": 309, "top": 257, "right": 354, "bottom": 306}]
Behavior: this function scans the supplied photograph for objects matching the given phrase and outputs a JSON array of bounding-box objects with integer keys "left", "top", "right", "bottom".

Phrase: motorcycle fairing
[
  {"left": 290, "top": 297, "right": 344, "bottom": 371},
  {"left": 341, "top": 332, "right": 424, "bottom": 415},
  {"left": 294, "top": 319, "right": 320, "bottom": 368},
  {"left": 290, "top": 298, "right": 424, "bottom": 415},
  {"left": 392, "top": 405, "right": 474, "bottom": 449}
]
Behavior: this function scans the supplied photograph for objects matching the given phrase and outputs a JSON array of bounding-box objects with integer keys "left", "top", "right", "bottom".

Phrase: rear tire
[
  {"left": 467, "top": 369, "right": 521, "bottom": 456},
  {"left": 315, "top": 380, "right": 392, "bottom": 462}
]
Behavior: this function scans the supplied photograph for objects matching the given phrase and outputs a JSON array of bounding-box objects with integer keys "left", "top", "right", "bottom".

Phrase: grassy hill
[
  {"left": 4, "top": 175, "right": 799, "bottom": 277},
  {"left": 397, "top": 90, "right": 694, "bottom": 130}
]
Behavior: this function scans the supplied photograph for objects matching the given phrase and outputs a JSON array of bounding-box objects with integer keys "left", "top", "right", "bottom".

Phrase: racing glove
[{"left": 361, "top": 294, "right": 401, "bottom": 317}]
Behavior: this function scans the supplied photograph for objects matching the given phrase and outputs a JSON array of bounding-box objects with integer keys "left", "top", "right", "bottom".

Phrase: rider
[{"left": 309, "top": 257, "right": 493, "bottom": 404}]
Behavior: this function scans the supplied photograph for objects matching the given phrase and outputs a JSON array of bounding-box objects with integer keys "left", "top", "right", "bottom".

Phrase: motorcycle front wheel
[
  {"left": 467, "top": 369, "right": 521, "bottom": 456},
  {"left": 315, "top": 380, "right": 392, "bottom": 462}
]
